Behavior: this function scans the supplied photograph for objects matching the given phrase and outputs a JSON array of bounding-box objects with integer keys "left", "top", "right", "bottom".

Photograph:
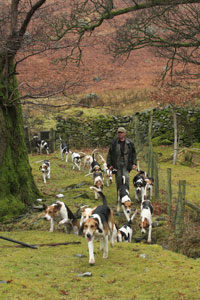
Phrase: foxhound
[
  {"left": 98, "top": 154, "right": 115, "bottom": 187},
  {"left": 39, "top": 160, "right": 50, "bottom": 184},
  {"left": 118, "top": 176, "right": 133, "bottom": 221},
  {"left": 43, "top": 201, "right": 79, "bottom": 235},
  {"left": 140, "top": 199, "right": 153, "bottom": 243},
  {"left": 60, "top": 140, "right": 70, "bottom": 162},
  {"left": 83, "top": 187, "right": 115, "bottom": 265},
  {"left": 33, "top": 136, "right": 49, "bottom": 154},
  {"left": 117, "top": 210, "right": 137, "bottom": 242},
  {"left": 133, "top": 171, "right": 147, "bottom": 202},
  {"left": 83, "top": 149, "right": 98, "bottom": 171},
  {"left": 71, "top": 152, "right": 85, "bottom": 170}
]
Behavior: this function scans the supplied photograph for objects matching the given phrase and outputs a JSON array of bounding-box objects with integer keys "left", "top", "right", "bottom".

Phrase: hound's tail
[
  {"left": 130, "top": 209, "right": 138, "bottom": 223},
  {"left": 35, "top": 160, "right": 44, "bottom": 164},
  {"left": 90, "top": 187, "right": 107, "bottom": 206},
  {"left": 79, "top": 151, "right": 86, "bottom": 156},
  {"left": 98, "top": 154, "right": 106, "bottom": 163},
  {"left": 126, "top": 209, "right": 138, "bottom": 225},
  {"left": 122, "top": 175, "right": 126, "bottom": 185},
  {"left": 92, "top": 148, "right": 98, "bottom": 156},
  {"left": 92, "top": 153, "right": 95, "bottom": 162}
]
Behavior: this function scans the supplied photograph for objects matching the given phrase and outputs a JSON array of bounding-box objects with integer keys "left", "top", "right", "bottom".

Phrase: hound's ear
[
  {"left": 91, "top": 206, "right": 97, "bottom": 214},
  {"left": 39, "top": 166, "right": 42, "bottom": 170},
  {"left": 42, "top": 203, "right": 47, "bottom": 210},
  {"left": 54, "top": 202, "right": 62, "bottom": 211},
  {"left": 79, "top": 224, "right": 84, "bottom": 235},
  {"left": 74, "top": 207, "right": 81, "bottom": 218},
  {"left": 81, "top": 205, "right": 88, "bottom": 212},
  {"left": 94, "top": 218, "right": 102, "bottom": 233}
]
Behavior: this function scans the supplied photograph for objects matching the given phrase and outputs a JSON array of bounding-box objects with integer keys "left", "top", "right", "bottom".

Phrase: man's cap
[{"left": 117, "top": 127, "right": 126, "bottom": 133}]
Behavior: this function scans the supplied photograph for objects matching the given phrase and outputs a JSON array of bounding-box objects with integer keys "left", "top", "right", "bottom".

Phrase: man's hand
[{"left": 109, "top": 166, "right": 113, "bottom": 170}]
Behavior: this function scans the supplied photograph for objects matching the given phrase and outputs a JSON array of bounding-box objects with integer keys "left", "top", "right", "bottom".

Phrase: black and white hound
[
  {"left": 60, "top": 139, "right": 70, "bottom": 162},
  {"left": 118, "top": 176, "right": 133, "bottom": 221},
  {"left": 71, "top": 152, "right": 85, "bottom": 170},
  {"left": 140, "top": 199, "right": 153, "bottom": 243},
  {"left": 43, "top": 201, "right": 79, "bottom": 235},
  {"left": 83, "top": 187, "right": 115, "bottom": 265},
  {"left": 33, "top": 136, "right": 49, "bottom": 154},
  {"left": 39, "top": 160, "right": 50, "bottom": 184},
  {"left": 90, "top": 153, "right": 101, "bottom": 172},
  {"left": 133, "top": 170, "right": 154, "bottom": 201},
  {"left": 117, "top": 210, "right": 137, "bottom": 242},
  {"left": 133, "top": 171, "right": 147, "bottom": 202}
]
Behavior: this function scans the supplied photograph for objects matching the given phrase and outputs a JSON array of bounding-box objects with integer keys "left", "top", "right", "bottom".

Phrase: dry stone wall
[{"left": 56, "top": 107, "right": 200, "bottom": 149}]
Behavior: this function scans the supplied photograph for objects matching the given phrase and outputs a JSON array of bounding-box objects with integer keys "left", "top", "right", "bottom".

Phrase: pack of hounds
[{"left": 36, "top": 137, "right": 154, "bottom": 265}]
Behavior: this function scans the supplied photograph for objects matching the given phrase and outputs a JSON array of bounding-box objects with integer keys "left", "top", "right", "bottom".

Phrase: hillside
[{"left": 17, "top": 24, "right": 166, "bottom": 96}]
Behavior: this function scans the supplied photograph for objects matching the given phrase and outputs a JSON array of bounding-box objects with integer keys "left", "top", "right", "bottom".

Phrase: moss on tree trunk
[{"left": 0, "top": 78, "right": 41, "bottom": 221}]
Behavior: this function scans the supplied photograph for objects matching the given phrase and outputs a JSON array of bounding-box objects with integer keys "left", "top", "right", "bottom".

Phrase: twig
[
  {"left": 35, "top": 241, "right": 81, "bottom": 247},
  {"left": 0, "top": 236, "right": 38, "bottom": 249}
]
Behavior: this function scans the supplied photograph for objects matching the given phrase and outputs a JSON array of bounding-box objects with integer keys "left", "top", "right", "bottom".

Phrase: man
[{"left": 107, "top": 127, "right": 137, "bottom": 191}]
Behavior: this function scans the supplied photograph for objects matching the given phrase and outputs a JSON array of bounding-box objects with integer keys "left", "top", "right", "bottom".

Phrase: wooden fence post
[
  {"left": 153, "top": 154, "right": 159, "bottom": 201},
  {"left": 147, "top": 110, "right": 153, "bottom": 177},
  {"left": 167, "top": 168, "right": 172, "bottom": 219},
  {"left": 175, "top": 180, "right": 186, "bottom": 237},
  {"left": 134, "top": 114, "right": 142, "bottom": 152}
]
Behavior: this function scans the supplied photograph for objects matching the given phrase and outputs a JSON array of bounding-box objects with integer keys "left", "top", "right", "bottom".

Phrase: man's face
[{"left": 118, "top": 131, "right": 126, "bottom": 140}]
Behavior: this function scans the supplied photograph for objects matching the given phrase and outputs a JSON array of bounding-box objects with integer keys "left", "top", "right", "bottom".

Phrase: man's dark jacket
[{"left": 107, "top": 138, "right": 137, "bottom": 172}]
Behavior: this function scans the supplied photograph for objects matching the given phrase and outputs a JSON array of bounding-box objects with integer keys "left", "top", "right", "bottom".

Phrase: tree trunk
[
  {"left": 0, "top": 0, "right": 48, "bottom": 221},
  {"left": 0, "top": 73, "right": 40, "bottom": 222},
  {"left": 172, "top": 108, "right": 178, "bottom": 165}
]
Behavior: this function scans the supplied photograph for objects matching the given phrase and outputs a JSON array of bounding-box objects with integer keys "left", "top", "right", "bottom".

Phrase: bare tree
[
  {"left": 108, "top": 2, "right": 200, "bottom": 84},
  {"left": 47, "top": 0, "right": 199, "bottom": 86},
  {"left": 0, "top": 0, "right": 89, "bottom": 220}
]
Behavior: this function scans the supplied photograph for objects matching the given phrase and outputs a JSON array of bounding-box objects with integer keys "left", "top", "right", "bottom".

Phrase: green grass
[
  {"left": 1, "top": 146, "right": 200, "bottom": 299},
  {"left": 1, "top": 231, "right": 200, "bottom": 300}
]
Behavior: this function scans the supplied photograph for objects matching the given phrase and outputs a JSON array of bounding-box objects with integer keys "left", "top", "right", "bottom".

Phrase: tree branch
[{"left": 19, "top": 0, "right": 47, "bottom": 37}]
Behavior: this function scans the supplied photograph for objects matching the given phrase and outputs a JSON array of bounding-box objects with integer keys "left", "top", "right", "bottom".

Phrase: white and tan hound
[
  {"left": 92, "top": 171, "right": 104, "bottom": 199},
  {"left": 43, "top": 201, "right": 79, "bottom": 235},
  {"left": 39, "top": 160, "right": 50, "bottom": 184},
  {"left": 144, "top": 176, "right": 154, "bottom": 200},
  {"left": 83, "top": 149, "right": 98, "bottom": 171},
  {"left": 79, "top": 205, "right": 96, "bottom": 228},
  {"left": 98, "top": 154, "right": 114, "bottom": 187}
]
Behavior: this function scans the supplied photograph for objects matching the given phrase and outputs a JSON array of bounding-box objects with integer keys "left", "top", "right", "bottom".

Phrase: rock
[{"left": 78, "top": 93, "right": 104, "bottom": 108}]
